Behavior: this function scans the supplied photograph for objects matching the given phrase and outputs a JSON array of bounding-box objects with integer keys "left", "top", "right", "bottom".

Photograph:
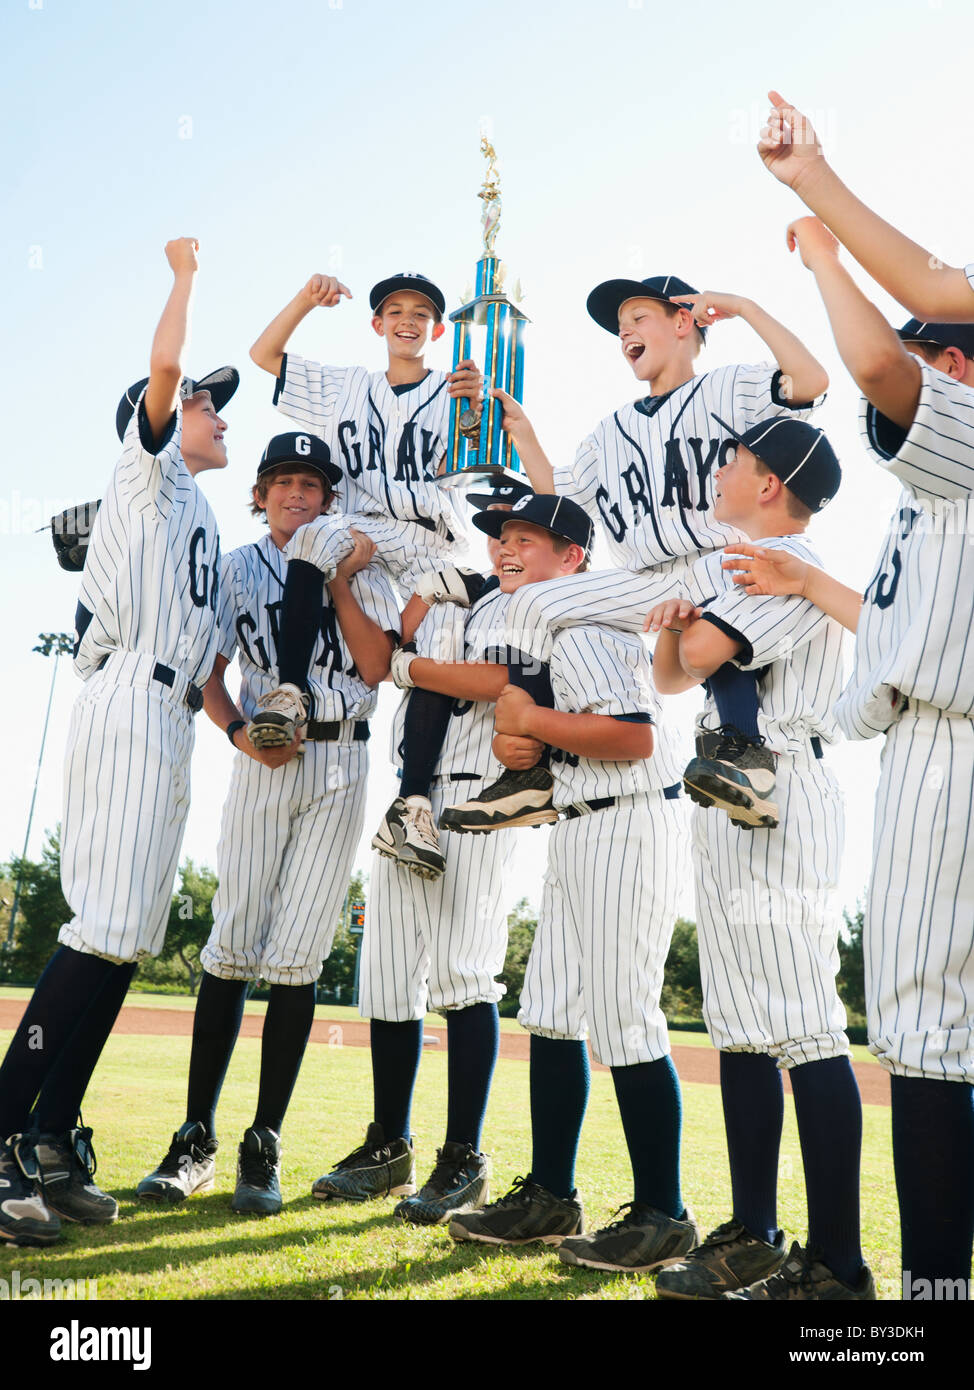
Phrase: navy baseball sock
[
  {"left": 790, "top": 1056, "right": 865, "bottom": 1286},
  {"left": 719, "top": 1050, "right": 783, "bottom": 1244},
  {"left": 253, "top": 982, "right": 317, "bottom": 1136},
  {"left": 529, "top": 1035, "right": 590, "bottom": 1199},
  {"left": 370, "top": 1018, "right": 424, "bottom": 1143},
  {"left": 185, "top": 973, "right": 248, "bottom": 1140},
  {"left": 277, "top": 557, "right": 322, "bottom": 691},
  {"left": 505, "top": 649, "right": 554, "bottom": 707},
  {"left": 707, "top": 663, "right": 761, "bottom": 741},
  {"left": 445, "top": 1003, "right": 499, "bottom": 1151},
  {"left": 610, "top": 1057, "right": 684, "bottom": 1218},
  {"left": 0, "top": 947, "right": 130, "bottom": 1137},
  {"left": 32, "top": 959, "right": 137, "bottom": 1133},
  {"left": 891, "top": 1074, "right": 974, "bottom": 1298},
  {"left": 504, "top": 649, "right": 554, "bottom": 771},
  {"left": 399, "top": 688, "right": 455, "bottom": 799}
]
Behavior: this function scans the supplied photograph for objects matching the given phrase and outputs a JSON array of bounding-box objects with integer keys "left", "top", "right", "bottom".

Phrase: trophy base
[{"left": 437, "top": 465, "right": 525, "bottom": 492}]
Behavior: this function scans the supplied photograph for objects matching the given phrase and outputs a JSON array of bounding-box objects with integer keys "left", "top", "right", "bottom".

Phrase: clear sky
[{"left": 4, "top": 0, "right": 973, "bottom": 922}]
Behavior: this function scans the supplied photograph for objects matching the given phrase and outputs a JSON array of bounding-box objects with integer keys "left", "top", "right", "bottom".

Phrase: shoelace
[
  {"left": 410, "top": 806, "right": 440, "bottom": 847},
  {"left": 157, "top": 1134, "right": 208, "bottom": 1177},
  {"left": 424, "top": 1148, "right": 469, "bottom": 1193},
  {"left": 702, "top": 1218, "right": 748, "bottom": 1247},
  {"left": 73, "top": 1125, "right": 98, "bottom": 1181},
  {"left": 494, "top": 1175, "right": 537, "bottom": 1207},
  {"left": 333, "top": 1138, "right": 388, "bottom": 1171},
  {"left": 239, "top": 1150, "right": 277, "bottom": 1186}
]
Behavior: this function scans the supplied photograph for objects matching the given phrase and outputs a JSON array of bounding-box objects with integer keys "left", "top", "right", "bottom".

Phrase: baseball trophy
[{"left": 439, "top": 138, "right": 529, "bottom": 489}]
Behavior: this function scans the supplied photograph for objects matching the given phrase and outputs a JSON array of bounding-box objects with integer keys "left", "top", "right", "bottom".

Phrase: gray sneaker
[
  {"left": 655, "top": 1218, "right": 785, "bottom": 1299},
  {"left": 683, "top": 726, "right": 778, "bottom": 829},
  {"left": 34, "top": 1127, "right": 118, "bottom": 1224},
  {"left": 726, "top": 1241, "right": 877, "bottom": 1300},
  {"left": 137, "top": 1121, "right": 217, "bottom": 1203},
  {"left": 232, "top": 1127, "right": 282, "bottom": 1216},
  {"left": 558, "top": 1202, "right": 700, "bottom": 1272},
  {"left": 312, "top": 1122, "right": 415, "bottom": 1202},
  {"left": 448, "top": 1175, "right": 583, "bottom": 1246},
  {"left": 394, "top": 1141, "right": 488, "bottom": 1226}
]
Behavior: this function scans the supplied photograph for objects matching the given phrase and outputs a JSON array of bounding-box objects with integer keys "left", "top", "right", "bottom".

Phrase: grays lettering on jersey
[
  {"left": 685, "top": 537, "right": 845, "bottom": 755},
  {"left": 837, "top": 363, "right": 974, "bottom": 738},
  {"left": 218, "top": 535, "right": 400, "bottom": 722},
  {"left": 557, "top": 364, "right": 819, "bottom": 570},
  {"left": 274, "top": 353, "right": 468, "bottom": 545},
  {"left": 75, "top": 398, "right": 221, "bottom": 687}
]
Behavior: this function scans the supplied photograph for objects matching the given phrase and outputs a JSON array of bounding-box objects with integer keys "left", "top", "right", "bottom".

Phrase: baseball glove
[{"left": 51, "top": 501, "right": 101, "bottom": 572}]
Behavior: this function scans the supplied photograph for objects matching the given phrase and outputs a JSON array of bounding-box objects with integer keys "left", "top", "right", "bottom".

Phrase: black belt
[
  {"left": 810, "top": 736, "right": 823, "bottom": 760},
  {"left": 151, "top": 662, "right": 204, "bottom": 714},
  {"left": 97, "top": 655, "right": 203, "bottom": 713},
  {"left": 305, "top": 719, "right": 370, "bottom": 742},
  {"left": 560, "top": 784, "right": 682, "bottom": 820}
]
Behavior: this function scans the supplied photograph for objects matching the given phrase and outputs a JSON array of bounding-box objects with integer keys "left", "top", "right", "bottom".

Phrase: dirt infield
[{"left": 0, "top": 999, "right": 890, "bottom": 1106}]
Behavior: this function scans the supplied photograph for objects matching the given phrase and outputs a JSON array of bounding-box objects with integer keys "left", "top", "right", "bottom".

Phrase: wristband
[{"left": 226, "top": 719, "right": 246, "bottom": 745}]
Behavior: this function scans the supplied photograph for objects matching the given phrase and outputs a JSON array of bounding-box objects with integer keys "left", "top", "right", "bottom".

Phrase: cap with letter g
[
  {"left": 256, "top": 432, "right": 343, "bottom": 487},
  {"left": 711, "top": 414, "right": 841, "bottom": 513},
  {"left": 473, "top": 492, "right": 595, "bottom": 555}
]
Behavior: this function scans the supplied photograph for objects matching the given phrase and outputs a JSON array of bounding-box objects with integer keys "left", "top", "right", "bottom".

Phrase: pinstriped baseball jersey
[
  {"left": 389, "top": 583, "right": 509, "bottom": 780},
  {"left": 273, "top": 353, "right": 469, "bottom": 547},
  {"left": 554, "top": 364, "right": 820, "bottom": 570},
  {"left": 217, "top": 535, "right": 400, "bottom": 724},
  {"left": 547, "top": 625, "right": 678, "bottom": 804},
  {"left": 685, "top": 537, "right": 845, "bottom": 756},
  {"left": 836, "top": 364, "right": 974, "bottom": 738},
  {"left": 75, "top": 398, "right": 221, "bottom": 688}
]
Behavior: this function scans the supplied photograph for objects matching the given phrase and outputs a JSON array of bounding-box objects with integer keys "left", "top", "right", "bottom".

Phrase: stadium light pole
[{"left": 6, "top": 632, "right": 74, "bottom": 945}]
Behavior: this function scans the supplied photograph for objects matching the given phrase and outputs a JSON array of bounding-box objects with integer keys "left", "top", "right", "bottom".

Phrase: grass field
[{"left": 0, "top": 1019, "right": 905, "bottom": 1302}]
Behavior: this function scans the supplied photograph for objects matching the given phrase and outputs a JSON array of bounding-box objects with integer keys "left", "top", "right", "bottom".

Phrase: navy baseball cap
[
  {"left": 711, "top": 414, "right": 840, "bottom": 513},
  {"left": 586, "top": 275, "right": 707, "bottom": 340},
  {"left": 473, "top": 492, "right": 595, "bottom": 554},
  {"left": 256, "top": 432, "right": 342, "bottom": 488},
  {"left": 369, "top": 272, "right": 446, "bottom": 318},
  {"left": 897, "top": 319, "right": 974, "bottom": 358},
  {"left": 115, "top": 366, "right": 239, "bottom": 442},
  {"left": 465, "top": 478, "right": 534, "bottom": 510}
]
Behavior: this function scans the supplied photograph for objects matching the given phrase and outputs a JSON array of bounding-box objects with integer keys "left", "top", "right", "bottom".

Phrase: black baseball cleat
[
  {"left": 725, "top": 1241, "right": 877, "bottom": 1301},
  {"left": 0, "top": 1134, "right": 61, "bottom": 1246},
  {"left": 394, "top": 1141, "right": 488, "bottom": 1226},
  {"left": 33, "top": 1126, "right": 118, "bottom": 1224},
  {"left": 683, "top": 726, "right": 778, "bottom": 829},
  {"left": 558, "top": 1202, "right": 700, "bottom": 1273},
  {"left": 655, "top": 1218, "right": 785, "bottom": 1298},
  {"left": 137, "top": 1121, "right": 218, "bottom": 1203},
  {"left": 438, "top": 767, "right": 558, "bottom": 834},
  {"left": 448, "top": 1175, "right": 583, "bottom": 1246},
  {"left": 312, "top": 1122, "right": 415, "bottom": 1202},
  {"left": 232, "top": 1127, "right": 282, "bottom": 1216}
]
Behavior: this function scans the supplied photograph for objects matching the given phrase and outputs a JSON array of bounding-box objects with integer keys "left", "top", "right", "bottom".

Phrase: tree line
[{"left": 1, "top": 831, "right": 867, "bottom": 1031}]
